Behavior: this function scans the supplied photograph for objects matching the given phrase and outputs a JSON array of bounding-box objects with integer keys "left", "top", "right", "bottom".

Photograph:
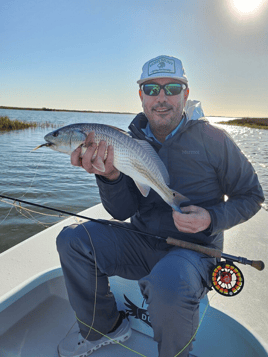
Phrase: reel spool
[{"left": 211, "top": 261, "right": 244, "bottom": 297}]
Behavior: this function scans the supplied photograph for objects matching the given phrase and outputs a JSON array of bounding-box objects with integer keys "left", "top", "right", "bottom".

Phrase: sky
[{"left": 1, "top": 0, "right": 268, "bottom": 117}]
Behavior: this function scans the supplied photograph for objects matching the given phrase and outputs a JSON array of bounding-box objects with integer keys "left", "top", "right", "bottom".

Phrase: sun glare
[{"left": 231, "top": 0, "right": 265, "bottom": 14}]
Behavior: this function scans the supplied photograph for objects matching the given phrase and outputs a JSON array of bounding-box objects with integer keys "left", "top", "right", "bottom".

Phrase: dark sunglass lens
[
  {"left": 143, "top": 84, "right": 160, "bottom": 96},
  {"left": 165, "top": 84, "right": 183, "bottom": 95}
]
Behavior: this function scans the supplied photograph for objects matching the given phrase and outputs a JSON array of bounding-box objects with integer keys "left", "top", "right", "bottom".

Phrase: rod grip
[
  {"left": 166, "top": 237, "right": 222, "bottom": 259},
  {"left": 251, "top": 260, "right": 265, "bottom": 271}
]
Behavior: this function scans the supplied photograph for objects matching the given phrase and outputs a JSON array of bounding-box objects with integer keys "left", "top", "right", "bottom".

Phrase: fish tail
[{"left": 171, "top": 190, "right": 190, "bottom": 212}]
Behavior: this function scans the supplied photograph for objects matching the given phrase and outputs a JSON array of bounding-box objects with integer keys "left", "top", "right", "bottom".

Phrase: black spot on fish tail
[{"left": 172, "top": 191, "right": 190, "bottom": 211}]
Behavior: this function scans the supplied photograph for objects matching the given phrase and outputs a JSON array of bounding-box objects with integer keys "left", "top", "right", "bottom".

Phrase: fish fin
[
  {"left": 134, "top": 180, "right": 151, "bottom": 197},
  {"left": 92, "top": 157, "right": 105, "bottom": 172},
  {"left": 134, "top": 139, "right": 170, "bottom": 184},
  {"left": 172, "top": 191, "right": 190, "bottom": 212}
]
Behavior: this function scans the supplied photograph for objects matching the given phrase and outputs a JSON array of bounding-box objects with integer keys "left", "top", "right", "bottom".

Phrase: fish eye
[{"left": 53, "top": 131, "right": 59, "bottom": 137}]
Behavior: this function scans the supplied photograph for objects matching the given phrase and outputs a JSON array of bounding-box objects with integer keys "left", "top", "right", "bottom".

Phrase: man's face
[{"left": 139, "top": 78, "right": 189, "bottom": 139}]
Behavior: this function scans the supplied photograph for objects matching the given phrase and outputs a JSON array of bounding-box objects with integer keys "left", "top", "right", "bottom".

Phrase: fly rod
[{"left": 0, "top": 194, "right": 265, "bottom": 271}]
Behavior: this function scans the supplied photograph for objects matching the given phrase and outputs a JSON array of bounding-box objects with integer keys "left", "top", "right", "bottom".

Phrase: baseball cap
[{"left": 137, "top": 55, "right": 188, "bottom": 86}]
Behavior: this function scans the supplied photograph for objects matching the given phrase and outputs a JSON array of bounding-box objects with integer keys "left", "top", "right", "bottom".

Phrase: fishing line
[
  {"left": 1, "top": 199, "right": 61, "bottom": 227},
  {"left": 173, "top": 293, "right": 216, "bottom": 357},
  {"left": 75, "top": 314, "right": 147, "bottom": 357},
  {"left": 67, "top": 220, "right": 213, "bottom": 357},
  {"left": 60, "top": 222, "right": 99, "bottom": 356},
  {"left": 14, "top": 203, "right": 50, "bottom": 228},
  {"left": 0, "top": 194, "right": 265, "bottom": 272},
  {"left": 0, "top": 152, "right": 50, "bottom": 227},
  {"left": 19, "top": 152, "right": 45, "bottom": 199},
  {"left": 0, "top": 151, "right": 46, "bottom": 199},
  {"left": 0, "top": 204, "right": 14, "bottom": 226},
  {"left": 0, "top": 195, "right": 249, "bottom": 357},
  {"left": 0, "top": 194, "right": 165, "bottom": 240},
  {"left": 81, "top": 223, "right": 98, "bottom": 341}
]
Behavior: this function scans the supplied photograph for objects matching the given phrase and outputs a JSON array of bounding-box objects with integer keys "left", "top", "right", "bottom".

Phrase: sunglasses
[{"left": 141, "top": 83, "right": 186, "bottom": 96}]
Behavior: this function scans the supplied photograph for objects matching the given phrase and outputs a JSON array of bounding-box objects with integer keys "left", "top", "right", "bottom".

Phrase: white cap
[{"left": 137, "top": 55, "right": 188, "bottom": 86}]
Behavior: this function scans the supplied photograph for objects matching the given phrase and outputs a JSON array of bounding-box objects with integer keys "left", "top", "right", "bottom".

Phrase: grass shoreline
[
  {"left": 0, "top": 116, "right": 57, "bottom": 131},
  {"left": 219, "top": 118, "right": 268, "bottom": 130},
  {"left": 0, "top": 106, "right": 135, "bottom": 115}
]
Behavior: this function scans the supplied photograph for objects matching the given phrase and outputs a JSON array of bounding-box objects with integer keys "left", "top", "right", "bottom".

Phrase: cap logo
[
  {"left": 148, "top": 57, "right": 176, "bottom": 76},
  {"left": 157, "top": 61, "right": 166, "bottom": 69}
]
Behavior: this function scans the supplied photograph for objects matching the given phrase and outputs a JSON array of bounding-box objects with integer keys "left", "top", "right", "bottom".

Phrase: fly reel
[{"left": 211, "top": 261, "right": 244, "bottom": 297}]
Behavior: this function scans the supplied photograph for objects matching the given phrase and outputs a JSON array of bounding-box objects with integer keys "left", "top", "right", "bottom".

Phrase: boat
[{"left": 0, "top": 203, "right": 267, "bottom": 357}]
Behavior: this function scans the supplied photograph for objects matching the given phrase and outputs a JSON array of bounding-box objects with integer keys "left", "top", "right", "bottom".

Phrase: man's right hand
[{"left": 71, "top": 131, "right": 121, "bottom": 181}]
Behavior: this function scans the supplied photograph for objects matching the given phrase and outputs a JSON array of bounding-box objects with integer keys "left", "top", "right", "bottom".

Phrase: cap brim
[{"left": 137, "top": 76, "right": 188, "bottom": 86}]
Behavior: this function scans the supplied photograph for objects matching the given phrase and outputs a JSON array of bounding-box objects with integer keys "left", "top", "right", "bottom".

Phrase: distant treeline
[{"left": 0, "top": 106, "right": 135, "bottom": 115}]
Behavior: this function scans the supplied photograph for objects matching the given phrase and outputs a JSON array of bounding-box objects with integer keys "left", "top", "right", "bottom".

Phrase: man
[{"left": 57, "top": 55, "right": 264, "bottom": 357}]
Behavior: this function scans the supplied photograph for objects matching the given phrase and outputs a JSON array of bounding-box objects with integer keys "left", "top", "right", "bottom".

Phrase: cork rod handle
[{"left": 166, "top": 237, "right": 222, "bottom": 259}]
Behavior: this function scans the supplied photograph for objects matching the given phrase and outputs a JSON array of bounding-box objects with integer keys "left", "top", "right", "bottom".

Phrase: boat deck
[
  {"left": 1, "top": 269, "right": 265, "bottom": 357},
  {"left": 0, "top": 274, "right": 158, "bottom": 357},
  {"left": 0, "top": 204, "right": 267, "bottom": 356}
]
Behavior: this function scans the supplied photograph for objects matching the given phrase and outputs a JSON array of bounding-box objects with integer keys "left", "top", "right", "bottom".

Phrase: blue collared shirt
[{"left": 141, "top": 115, "right": 185, "bottom": 145}]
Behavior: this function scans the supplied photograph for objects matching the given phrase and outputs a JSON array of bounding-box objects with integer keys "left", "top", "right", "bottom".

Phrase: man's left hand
[{"left": 172, "top": 205, "right": 211, "bottom": 234}]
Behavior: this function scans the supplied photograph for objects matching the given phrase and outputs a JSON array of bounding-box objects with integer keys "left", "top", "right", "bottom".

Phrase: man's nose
[{"left": 157, "top": 88, "right": 167, "bottom": 102}]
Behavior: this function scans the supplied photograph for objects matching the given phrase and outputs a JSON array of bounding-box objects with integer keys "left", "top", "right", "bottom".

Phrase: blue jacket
[{"left": 96, "top": 109, "right": 264, "bottom": 250}]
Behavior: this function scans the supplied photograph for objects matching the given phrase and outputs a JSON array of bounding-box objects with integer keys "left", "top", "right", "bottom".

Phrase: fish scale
[{"left": 34, "top": 123, "right": 189, "bottom": 211}]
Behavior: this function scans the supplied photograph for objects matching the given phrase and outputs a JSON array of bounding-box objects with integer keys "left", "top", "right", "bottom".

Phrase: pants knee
[
  {"left": 139, "top": 254, "right": 204, "bottom": 306},
  {"left": 56, "top": 225, "right": 77, "bottom": 257}
]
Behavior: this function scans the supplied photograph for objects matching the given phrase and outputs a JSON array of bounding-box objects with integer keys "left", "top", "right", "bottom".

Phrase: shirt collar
[{"left": 141, "top": 115, "right": 185, "bottom": 145}]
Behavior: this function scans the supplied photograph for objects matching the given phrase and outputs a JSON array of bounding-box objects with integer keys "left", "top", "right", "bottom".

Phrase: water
[{"left": 0, "top": 109, "right": 267, "bottom": 253}]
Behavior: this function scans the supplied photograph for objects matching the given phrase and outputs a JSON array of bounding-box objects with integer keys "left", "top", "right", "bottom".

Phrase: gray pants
[{"left": 56, "top": 221, "right": 216, "bottom": 357}]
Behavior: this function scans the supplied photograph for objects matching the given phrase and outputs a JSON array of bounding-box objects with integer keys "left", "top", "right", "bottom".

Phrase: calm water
[{"left": 0, "top": 109, "right": 267, "bottom": 253}]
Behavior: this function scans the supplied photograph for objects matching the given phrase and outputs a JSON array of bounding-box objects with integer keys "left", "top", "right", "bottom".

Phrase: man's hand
[
  {"left": 71, "top": 131, "right": 120, "bottom": 181},
  {"left": 172, "top": 205, "right": 211, "bottom": 234}
]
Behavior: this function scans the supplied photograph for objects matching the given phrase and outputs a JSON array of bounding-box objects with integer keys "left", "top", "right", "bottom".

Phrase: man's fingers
[
  {"left": 105, "top": 145, "right": 115, "bottom": 167},
  {"left": 91, "top": 141, "right": 106, "bottom": 172},
  {"left": 180, "top": 205, "right": 196, "bottom": 213},
  {"left": 70, "top": 139, "right": 120, "bottom": 180},
  {"left": 82, "top": 142, "right": 98, "bottom": 170},
  {"left": 172, "top": 206, "right": 211, "bottom": 233},
  {"left": 85, "top": 131, "right": 95, "bottom": 147},
  {"left": 71, "top": 145, "right": 82, "bottom": 166}
]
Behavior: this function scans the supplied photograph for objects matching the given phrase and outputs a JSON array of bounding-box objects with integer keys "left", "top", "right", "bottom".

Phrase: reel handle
[{"left": 251, "top": 260, "right": 265, "bottom": 271}]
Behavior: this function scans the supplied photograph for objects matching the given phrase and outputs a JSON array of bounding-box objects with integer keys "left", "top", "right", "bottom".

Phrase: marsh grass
[
  {"left": 219, "top": 118, "right": 268, "bottom": 130},
  {"left": 0, "top": 116, "right": 58, "bottom": 131}
]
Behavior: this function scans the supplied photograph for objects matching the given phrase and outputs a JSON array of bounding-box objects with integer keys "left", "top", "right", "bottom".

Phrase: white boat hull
[{"left": 0, "top": 203, "right": 267, "bottom": 356}]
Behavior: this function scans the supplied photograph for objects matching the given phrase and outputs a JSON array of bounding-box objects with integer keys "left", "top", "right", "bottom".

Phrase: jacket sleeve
[
  {"left": 204, "top": 128, "right": 265, "bottom": 235},
  {"left": 95, "top": 173, "right": 141, "bottom": 220}
]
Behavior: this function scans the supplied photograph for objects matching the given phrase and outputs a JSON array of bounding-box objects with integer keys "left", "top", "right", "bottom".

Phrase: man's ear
[
  {"left": 184, "top": 88, "right": 189, "bottom": 105},
  {"left": 139, "top": 89, "right": 143, "bottom": 101}
]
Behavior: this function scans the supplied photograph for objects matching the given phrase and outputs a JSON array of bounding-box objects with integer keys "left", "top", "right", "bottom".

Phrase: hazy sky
[{"left": 1, "top": 0, "right": 268, "bottom": 117}]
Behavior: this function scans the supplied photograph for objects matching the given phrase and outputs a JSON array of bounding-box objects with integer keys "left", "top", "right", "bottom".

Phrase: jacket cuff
[
  {"left": 95, "top": 173, "right": 124, "bottom": 185},
  {"left": 202, "top": 223, "right": 213, "bottom": 236},
  {"left": 202, "top": 208, "right": 214, "bottom": 236}
]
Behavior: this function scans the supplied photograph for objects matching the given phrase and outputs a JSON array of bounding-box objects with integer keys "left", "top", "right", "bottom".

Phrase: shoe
[{"left": 58, "top": 312, "right": 132, "bottom": 357}]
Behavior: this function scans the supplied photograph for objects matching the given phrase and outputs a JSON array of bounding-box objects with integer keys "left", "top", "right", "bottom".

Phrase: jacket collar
[{"left": 128, "top": 113, "right": 162, "bottom": 151}]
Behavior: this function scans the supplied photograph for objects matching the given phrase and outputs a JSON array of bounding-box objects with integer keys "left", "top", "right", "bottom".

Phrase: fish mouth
[{"left": 32, "top": 142, "right": 54, "bottom": 151}]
